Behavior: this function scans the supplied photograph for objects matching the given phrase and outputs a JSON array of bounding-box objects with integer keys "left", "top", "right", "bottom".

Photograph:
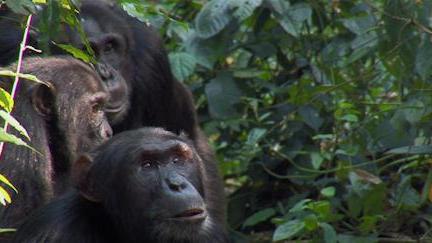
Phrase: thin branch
[{"left": 0, "top": 14, "right": 33, "bottom": 155}]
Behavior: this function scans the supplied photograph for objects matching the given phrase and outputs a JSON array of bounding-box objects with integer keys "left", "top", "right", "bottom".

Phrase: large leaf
[
  {"left": 168, "top": 52, "right": 197, "bottom": 81},
  {"left": 5, "top": 0, "right": 35, "bottom": 15},
  {"left": 195, "top": 0, "right": 262, "bottom": 38},
  {"left": 272, "top": 219, "right": 305, "bottom": 241},
  {"left": 195, "top": 0, "right": 231, "bottom": 38},
  {"left": 299, "top": 105, "right": 323, "bottom": 130},
  {"left": 320, "top": 223, "right": 337, "bottom": 243},
  {"left": 205, "top": 73, "right": 242, "bottom": 119},
  {"left": 415, "top": 35, "right": 432, "bottom": 80},
  {"left": 231, "top": 0, "right": 263, "bottom": 21},
  {"left": 277, "top": 3, "right": 312, "bottom": 37},
  {"left": 246, "top": 128, "right": 267, "bottom": 146}
]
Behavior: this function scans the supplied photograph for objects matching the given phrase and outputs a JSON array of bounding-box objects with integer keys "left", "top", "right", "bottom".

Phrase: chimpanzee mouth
[{"left": 171, "top": 208, "right": 207, "bottom": 222}]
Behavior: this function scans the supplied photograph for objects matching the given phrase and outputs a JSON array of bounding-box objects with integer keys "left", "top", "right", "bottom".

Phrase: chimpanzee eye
[
  {"left": 92, "top": 102, "right": 103, "bottom": 113},
  {"left": 172, "top": 157, "right": 180, "bottom": 164},
  {"left": 141, "top": 160, "right": 152, "bottom": 168},
  {"left": 103, "top": 41, "right": 115, "bottom": 54}
]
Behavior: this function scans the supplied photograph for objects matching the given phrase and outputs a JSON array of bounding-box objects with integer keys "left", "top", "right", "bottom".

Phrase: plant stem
[{"left": 0, "top": 14, "right": 33, "bottom": 156}]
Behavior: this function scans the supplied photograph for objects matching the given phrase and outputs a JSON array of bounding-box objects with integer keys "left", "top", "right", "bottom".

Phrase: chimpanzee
[
  {"left": 71, "top": 0, "right": 227, "bottom": 225},
  {"left": 0, "top": 56, "right": 113, "bottom": 229},
  {"left": 12, "top": 127, "right": 229, "bottom": 243},
  {"left": 0, "top": 0, "right": 226, "bottom": 225},
  {"left": 0, "top": 1, "right": 198, "bottom": 138}
]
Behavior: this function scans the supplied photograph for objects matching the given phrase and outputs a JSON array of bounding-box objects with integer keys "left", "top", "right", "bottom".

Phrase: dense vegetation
[{"left": 2, "top": 0, "right": 432, "bottom": 242}]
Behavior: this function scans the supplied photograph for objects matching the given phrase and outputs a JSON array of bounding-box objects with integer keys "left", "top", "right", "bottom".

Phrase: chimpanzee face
[{"left": 75, "top": 128, "right": 215, "bottom": 242}]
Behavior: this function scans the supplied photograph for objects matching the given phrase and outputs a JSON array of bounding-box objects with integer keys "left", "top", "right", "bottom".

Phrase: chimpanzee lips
[{"left": 172, "top": 208, "right": 207, "bottom": 222}]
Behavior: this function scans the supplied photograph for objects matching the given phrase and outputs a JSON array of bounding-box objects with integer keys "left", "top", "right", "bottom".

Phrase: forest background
[{"left": 1, "top": 0, "right": 432, "bottom": 242}]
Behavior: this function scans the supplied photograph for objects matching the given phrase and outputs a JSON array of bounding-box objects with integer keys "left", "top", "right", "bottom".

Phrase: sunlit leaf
[
  {"left": 56, "top": 44, "right": 94, "bottom": 64},
  {"left": 0, "top": 110, "right": 30, "bottom": 140},
  {"left": 0, "top": 70, "right": 49, "bottom": 86},
  {"left": 0, "top": 87, "right": 14, "bottom": 113},
  {"left": 0, "top": 186, "right": 12, "bottom": 206},
  {"left": 0, "top": 129, "right": 29, "bottom": 147},
  {"left": 0, "top": 174, "right": 18, "bottom": 193}
]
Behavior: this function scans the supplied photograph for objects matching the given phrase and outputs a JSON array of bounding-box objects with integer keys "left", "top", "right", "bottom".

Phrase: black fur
[
  {"left": 12, "top": 128, "right": 229, "bottom": 243},
  {"left": 0, "top": 57, "right": 112, "bottom": 229}
]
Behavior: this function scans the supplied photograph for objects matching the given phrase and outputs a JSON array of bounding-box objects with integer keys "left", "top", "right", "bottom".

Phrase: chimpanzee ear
[
  {"left": 31, "top": 84, "right": 54, "bottom": 117},
  {"left": 72, "top": 154, "right": 102, "bottom": 202}
]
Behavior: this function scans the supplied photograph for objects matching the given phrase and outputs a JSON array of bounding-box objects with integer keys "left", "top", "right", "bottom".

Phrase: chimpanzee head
[
  {"left": 21, "top": 57, "right": 113, "bottom": 161},
  {"left": 57, "top": 0, "right": 134, "bottom": 125},
  {"left": 72, "top": 127, "right": 221, "bottom": 242}
]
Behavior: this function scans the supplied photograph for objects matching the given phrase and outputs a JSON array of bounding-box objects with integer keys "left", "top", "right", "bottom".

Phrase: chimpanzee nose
[
  {"left": 165, "top": 177, "right": 187, "bottom": 192},
  {"left": 103, "top": 124, "right": 113, "bottom": 139}
]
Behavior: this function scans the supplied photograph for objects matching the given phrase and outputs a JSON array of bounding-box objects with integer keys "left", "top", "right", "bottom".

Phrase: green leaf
[
  {"left": 303, "top": 214, "right": 318, "bottom": 231},
  {"left": 0, "top": 129, "right": 29, "bottom": 147},
  {"left": 56, "top": 44, "right": 94, "bottom": 63},
  {"left": 289, "top": 199, "right": 312, "bottom": 213},
  {"left": 0, "top": 174, "right": 18, "bottom": 193},
  {"left": 231, "top": 0, "right": 263, "bottom": 21},
  {"left": 0, "top": 87, "right": 14, "bottom": 113},
  {"left": 341, "top": 16, "right": 377, "bottom": 35},
  {"left": 5, "top": 0, "right": 35, "bottom": 15},
  {"left": 340, "top": 114, "right": 358, "bottom": 122},
  {"left": 338, "top": 234, "right": 378, "bottom": 243},
  {"left": 195, "top": 0, "right": 262, "bottom": 38},
  {"left": 272, "top": 219, "right": 305, "bottom": 241},
  {"left": 311, "top": 152, "right": 324, "bottom": 169},
  {"left": 386, "top": 145, "right": 432, "bottom": 154},
  {"left": 168, "top": 52, "right": 197, "bottom": 81},
  {"left": 205, "top": 73, "right": 242, "bottom": 118},
  {"left": 320, "top": 223, "right": 337, "bottom": 243},
  {"left": 195, "top": 0, "right": 231, "bottom": 38},
  {"left": 0, "top": 110, "right": 30, "bottom": 140},
  {"left": 246, "top": 128, "right": 267, "bottom": 146},
  {"left": 321, "top": 187, "right": 336, "bottom": 198},
  {"left": 299, "top": 105, "right": 323, "bottom": 130},
  {"left": 415, "top": 36, "right": 432, "bottom": 79},
  {"left": 394, "top": 176, "right": 421, "bottom": 210},
  {"left": 277, "top": 3, "right": 312, "bottom": 37},
  {"left": 243, "top": 208, "right": 276, "bottom": 227},
  {"left": 307, "top": 201, "right": 331, "bottom": 218},
  {"left": 0, "top": 71, "right": 49, "bottom": 86}
]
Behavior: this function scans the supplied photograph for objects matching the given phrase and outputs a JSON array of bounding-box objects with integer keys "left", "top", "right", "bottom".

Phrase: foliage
[
  {"left": 0, "top": 0, "right": 51, "bottom": 215},
  {"left": 4, "top": 0, "right": 432, "bottom": 242}
]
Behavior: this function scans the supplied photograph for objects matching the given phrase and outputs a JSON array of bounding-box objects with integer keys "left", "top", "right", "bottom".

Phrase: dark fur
[
  {"left": 12, "top": 128, "right": 229, "bottom": 243},
  {"left": 77, "top": 0, "right": 227, "bottom": 225},
  {"left": 0, "top": 57, "right": 112, "bottom": 229},
  {"left": 0, "top": 0, "right": 226, "bottom": 226}
]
